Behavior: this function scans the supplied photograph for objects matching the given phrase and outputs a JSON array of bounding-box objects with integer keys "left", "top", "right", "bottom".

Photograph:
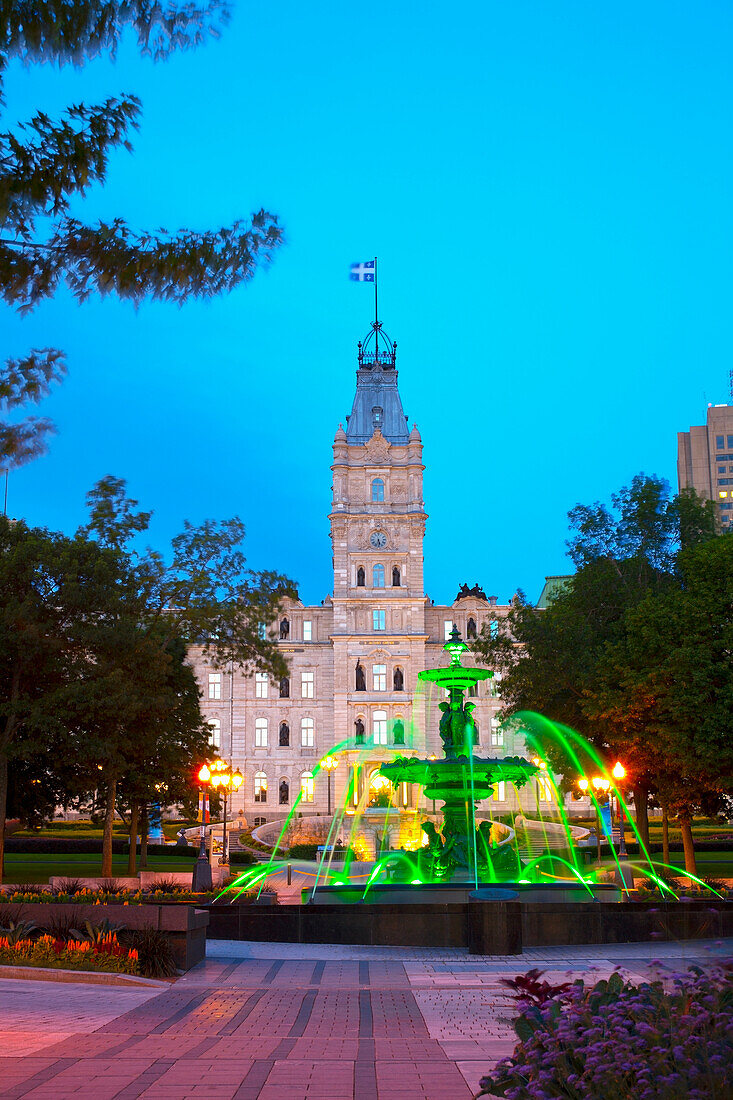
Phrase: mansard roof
[{"left": 345, "top": 322, "right": 410, "bottom": 445}]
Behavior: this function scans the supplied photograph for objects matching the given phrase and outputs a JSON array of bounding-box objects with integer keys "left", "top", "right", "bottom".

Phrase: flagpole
[{"left": 374, "top": 255, "right": 378, "bottom": 358}]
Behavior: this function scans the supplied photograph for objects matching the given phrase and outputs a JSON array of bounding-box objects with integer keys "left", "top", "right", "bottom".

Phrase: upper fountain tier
[{"left": 418, "top": 627, "right": 493, "bottom": 692}]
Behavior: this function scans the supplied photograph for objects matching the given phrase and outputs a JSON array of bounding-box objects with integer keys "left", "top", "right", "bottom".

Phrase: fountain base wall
[{"left": 206, "top": 898, "right": 733, "bottom": 953}]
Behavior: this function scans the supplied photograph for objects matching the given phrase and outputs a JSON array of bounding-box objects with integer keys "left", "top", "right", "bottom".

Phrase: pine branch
[
  {"left": 0, "top": 1, "right": 232, "bottom": 68},
  {"left": 0, "top": 211, "right": 283, "bottom": 309},
  {"left": 0, "top": 96, "right": 142, "bottom": 235}
]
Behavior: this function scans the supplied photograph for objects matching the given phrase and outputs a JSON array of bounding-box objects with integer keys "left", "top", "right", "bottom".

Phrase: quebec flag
[{"left": 349, "top": 260, "right": 375, "bottom": 282}]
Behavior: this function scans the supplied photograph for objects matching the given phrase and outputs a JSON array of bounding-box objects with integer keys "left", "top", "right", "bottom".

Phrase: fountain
[
  {"left": 216, "top": 631, "right": 727, "bottom": 933},
  {"left": 305, "top": 628, "right": 619, "bottom": 905}
]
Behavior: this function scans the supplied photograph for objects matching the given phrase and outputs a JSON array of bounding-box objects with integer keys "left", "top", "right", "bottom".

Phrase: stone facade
[{"left": 189, "top": 330, "right": 528, "bottom": 826}]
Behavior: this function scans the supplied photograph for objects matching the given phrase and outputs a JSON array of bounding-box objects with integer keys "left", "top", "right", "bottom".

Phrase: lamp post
[
  {"left": 192, "top": 764, "right": 213, "bottom": 892},
  {"left": 578, "top": 776, "right": 610, "bottom": 863},
  {"left": 204, "top": 760, "right": 244, "bottom": 868},
  {"left": 612, "top": 761, "right": 628, "bottom": 857},
  {"left": 321, "top": 755, "right": 339, "bottom": 816}
]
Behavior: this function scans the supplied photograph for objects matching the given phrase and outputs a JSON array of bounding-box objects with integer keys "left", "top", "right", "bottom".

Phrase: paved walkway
[{"left": 0, "top": 938, "right": 730, "bottom": 1099}]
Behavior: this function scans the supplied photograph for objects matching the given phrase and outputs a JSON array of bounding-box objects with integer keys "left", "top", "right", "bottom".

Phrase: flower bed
[
  {"left": 1, "top": 887, "right": 271, "bottom": 905},
  {"left": 476, "top": 962, "right": 733, "bottom": 1100},
  {"left": 0, "top": 932, "right": 139, "bottom": 974}
]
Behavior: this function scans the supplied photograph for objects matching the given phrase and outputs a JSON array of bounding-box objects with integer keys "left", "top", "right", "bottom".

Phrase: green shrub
[
  {"left": 124, "top": 927, "right": 176, "bottom": 979},
  {"left": 476, "top": 964, "right": 733, "bottom": 1100},
  {"left": 287, "top": 843, "right": 356, "bottom": 861}
]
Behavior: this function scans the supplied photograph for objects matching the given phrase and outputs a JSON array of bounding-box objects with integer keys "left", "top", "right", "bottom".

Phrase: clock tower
[{"left": 330, "top": 323, "right": 429, "bottom": 806}]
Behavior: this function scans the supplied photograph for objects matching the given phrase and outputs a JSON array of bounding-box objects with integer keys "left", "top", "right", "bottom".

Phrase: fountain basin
[{"left": 307, "top": 881, "right": 622, "bottom": 905}]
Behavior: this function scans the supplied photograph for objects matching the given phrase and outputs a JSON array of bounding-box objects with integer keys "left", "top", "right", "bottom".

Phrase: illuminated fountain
[{"left": 221, "top": 630, "right": 725, "bottom": 909}]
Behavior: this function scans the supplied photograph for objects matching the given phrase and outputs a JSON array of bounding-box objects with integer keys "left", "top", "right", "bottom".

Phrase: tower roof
[{"left": 345, "top": 322, "right": 410, "bottom": 445}]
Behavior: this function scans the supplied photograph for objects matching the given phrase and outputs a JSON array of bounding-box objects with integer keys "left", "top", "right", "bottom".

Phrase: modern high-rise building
[
  {"left": 677, "top": 402, "right": 733, "bottom": 529},
  {"left": 188, "top": 323, "right": 535, "bottom": 831}
]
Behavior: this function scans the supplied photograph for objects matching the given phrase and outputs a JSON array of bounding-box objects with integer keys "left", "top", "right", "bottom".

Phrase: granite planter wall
[{"left": 4, "top": 903, "right": 208, "bottom": 971}]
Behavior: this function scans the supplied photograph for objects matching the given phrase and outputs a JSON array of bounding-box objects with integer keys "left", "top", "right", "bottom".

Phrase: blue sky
[{"left": 4, "top": 1, "right": 733, "bottom": 604}]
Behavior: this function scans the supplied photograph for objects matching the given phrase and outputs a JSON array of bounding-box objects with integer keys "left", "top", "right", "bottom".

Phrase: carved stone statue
[
  {"left": 393, "top": 666, "right": 404, "bottom": 692},
  {"left": 392, "top": 566, "right": 401, "bottom": 586},
  {"left": 279, "top": 780, "right": 289, "bottom": 805},
  {"left": 438, "top": 696, "right": 476, "bottom": 754},
  {"left": 355, "top": 661, "right": 366, "bottom": 691},
  {"left": 455, "top": 582, "right": 488, "bottom": 602},
  {"left": 354, "top": 718, "right": 365, "bottom": 742},
  {"left": 279, "top": 721, "right": 289, "bottom": 746},
  {"left": 280, "top": 677, "right": 289, "bottom": 699},
  {"left": 421, "top": 821, "right": 456, "bottom": 879},
  {"left": 280, "top": 618, "right": 290, "bottom": 640},
  {"left": 467, "top": 617, "right": 477, "bottom": 639}
]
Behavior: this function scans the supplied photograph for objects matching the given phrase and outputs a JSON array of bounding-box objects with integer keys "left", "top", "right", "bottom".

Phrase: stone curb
[{"left": 0, "top": 964, "right": 170, "bottom": 988}]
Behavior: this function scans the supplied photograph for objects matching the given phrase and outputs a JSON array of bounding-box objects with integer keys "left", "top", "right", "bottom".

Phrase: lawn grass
[
  {"left": 2, "top": 852, "right": 197, "bottom": 884},
  {"left": 12, "top": 821, "right": 190, "bottom": 841}
]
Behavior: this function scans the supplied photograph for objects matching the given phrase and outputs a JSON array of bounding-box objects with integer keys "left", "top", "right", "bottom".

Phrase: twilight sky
[{"left": 4, "top": 1, "right": 733, "bottom": 605}]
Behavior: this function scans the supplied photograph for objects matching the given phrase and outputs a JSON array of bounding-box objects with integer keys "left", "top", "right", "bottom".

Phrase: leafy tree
[
  {"left": 587, "top": 534, "right": 733, "bottom": 873},
  {"left": 473, "top": 476, "right": 718, "bottom": 847},
  {"left": 0, "top": 513, "right": 128, "bottom": 878},
  {"left": 75, "top": 476, "right": 295, "bottom": 874},
  {"left": 0, "top": 1, "right": 282, "bottom": 465}
]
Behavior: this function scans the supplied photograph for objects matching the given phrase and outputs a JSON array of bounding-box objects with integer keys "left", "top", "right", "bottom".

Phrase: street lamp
[
  {"left": 204, "top": 760, "right": 244, "bottom": 867},
  {"left": 577, "top": 776, "right": 610, "bottom": 863},
  {"left": 192, "top": 764, "right": 213, "bottom": 892},
  {"left": 612, "top": 761, "right": 628, "bottom": 857},
  {"left": 320, "top": 755, "right": 339, "bottom": 816}
]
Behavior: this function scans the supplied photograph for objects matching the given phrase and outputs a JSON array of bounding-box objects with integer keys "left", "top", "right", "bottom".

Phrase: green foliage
[
  {"left": 0, "top": 0, "right": 282, "bottom": 467},
  {"left": 476, "top": 964, "right": 733, "bottom": 1100},
  {"left": 124, "top": 926, "right": 176, "bottom": 978},
  {"left": 471, "top": 475, "right": 732, "bottom": 865}
]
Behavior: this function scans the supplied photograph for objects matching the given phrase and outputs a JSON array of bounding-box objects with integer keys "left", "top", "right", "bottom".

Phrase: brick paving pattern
[{"left": 0, "top": 938, "right": 730, "bottom": 1099}]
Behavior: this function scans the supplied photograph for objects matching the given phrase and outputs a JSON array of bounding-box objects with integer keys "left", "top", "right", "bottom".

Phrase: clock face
[{"left": 370, "top": 531, "right": 387, "bottom": 549}]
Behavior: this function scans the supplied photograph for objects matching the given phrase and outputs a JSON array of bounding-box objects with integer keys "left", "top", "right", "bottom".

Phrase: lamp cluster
[{"left": 198, "top": 760, "right": 244, "bottom": 792}]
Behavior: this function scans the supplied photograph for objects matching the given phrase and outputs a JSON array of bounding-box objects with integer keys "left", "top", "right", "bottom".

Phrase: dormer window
[
  {"left": 371, "top": 478, "right": 384, "bottom": 502},
  {"left": 372, "top": 405, "right": 383, "bottom": 429}
]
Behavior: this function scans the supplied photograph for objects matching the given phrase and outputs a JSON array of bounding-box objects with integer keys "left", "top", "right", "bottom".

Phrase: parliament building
[{"left": 190, "top": 325, "right": 535, "bottom": 828}]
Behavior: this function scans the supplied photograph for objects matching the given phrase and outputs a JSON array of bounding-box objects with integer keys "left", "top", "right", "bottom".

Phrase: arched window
[
  {"left": 301, "top": 771, "right": 314, "bottom": 802},
  {"left": 279, "top": 676, "right": 289, "bottom": 698},
  {"left": 392, "top": 566, "right": 401, "bottom": 586},
  {"left": 279, "top": 778, "right": 289, "bottom": 805},
  {"left": 254, "top": 771, "right": 267, "bottom": 803},
  {"left": 255, "top": 718, "right": 268, "bottom": 747},
  {"left": 356, "top": 566, "right": 365, "bottom": 587},
  {"left": 279, "top": 721, "right": 290, "bottom": 747},
  {"left": 393, "top": 717, "right": 405, "bottom": 745},
  {"left": 208, "top": 718, "right": 221, "bottom": 750},
  {"left": 355, "top": 717, "right": 365, "bottom": 744},
  {"left": 372, "top": 563, "right": 385, "bottom": 588},
  {"left": 301, "top": 717, "right": 314, "bottom": 747},
  {"left": 371, "top": 478, "right": 384, "bottom": 502},
  {"left": 467, "top": 617, "right": 477, "bottom": 639},
  {"left": 393, "top": 666, "right": 404, "bottom": 692},
  {"left": 373, "top": 710, "right": 387, "bottom": 745}
]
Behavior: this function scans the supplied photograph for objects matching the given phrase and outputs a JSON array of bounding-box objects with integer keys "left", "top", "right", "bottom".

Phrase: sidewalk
[{"left": 0, "top": 937, "right": 729, "bottom": 1098}]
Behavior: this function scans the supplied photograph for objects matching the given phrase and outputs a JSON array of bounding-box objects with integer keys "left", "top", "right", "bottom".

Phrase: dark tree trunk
[
  {"left": 661, "top": 804, "right": 670, "bottom": 867},
  {"left": 127, "top": 801, "right": 139, "bottom": 876},
  {"left": 101, "top": 775, "right": 117, "bottom": 878},
  {"left": 0, "top": 750, "right": 7, "bottom": 885},
  {"left": 140, "top": 801, "right": 148, "bottom": 869},
  {"left": 679, "top": 813, "right": 697, "bottom": 879},
  {"left": 633, "top": 785, "right": 649, "bottom": 848}
]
